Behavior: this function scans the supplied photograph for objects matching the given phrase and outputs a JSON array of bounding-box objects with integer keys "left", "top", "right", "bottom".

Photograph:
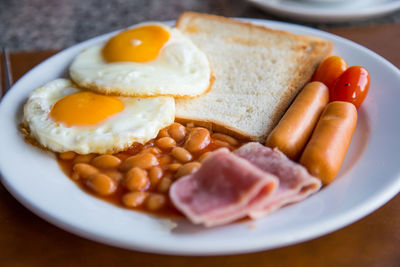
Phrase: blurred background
[{"left": 1, "top": 0, "right": 400, "bottom": 51}]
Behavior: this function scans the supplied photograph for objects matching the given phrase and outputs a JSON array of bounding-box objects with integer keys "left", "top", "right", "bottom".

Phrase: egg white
[
  {"left": 69, "top": 23, "right": 211, "bottom": 97},
  {"left": 23, "top": 79, "right": 175, "bottom": 154}
]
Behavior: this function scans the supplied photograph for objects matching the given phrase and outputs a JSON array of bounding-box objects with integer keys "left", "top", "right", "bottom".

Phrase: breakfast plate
[
  {"left": 0, "top": 18, "right": 400, "bottom": 255},
  {"left": 248, "top": 0, "right": 400, "bottom": 22}
]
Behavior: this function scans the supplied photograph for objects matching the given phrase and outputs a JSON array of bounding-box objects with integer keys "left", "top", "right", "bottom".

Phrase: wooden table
[{"left": 1, "top": 24, "right": 399, "bottom": 266}]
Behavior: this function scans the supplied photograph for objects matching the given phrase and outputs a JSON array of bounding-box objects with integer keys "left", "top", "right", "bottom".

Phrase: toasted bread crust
[
  {"left": 176, "top": 12, "right": 311, "bottom": 43},
  {"left": 176, "top": 12, "right": 332, "bottom": 51}
]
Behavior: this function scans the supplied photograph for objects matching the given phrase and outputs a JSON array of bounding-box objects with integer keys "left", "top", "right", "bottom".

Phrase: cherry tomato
[
  {"left": 330, "top": 66, "right": 370, "bottom": 108},
  {"left": 312, "top": 56, "right": 348, "bottom": 90}
]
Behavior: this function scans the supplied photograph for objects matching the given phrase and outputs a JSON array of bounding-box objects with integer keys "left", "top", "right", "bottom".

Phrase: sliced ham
[
  {"left": 170, "top": 143, "right": 321, "bottom": 227},
  {"left": 234, "top": 142, "right": 322, "bottom": 219},
  {"left": 169, "top": 148, "right": 278, "bottom": 227}
]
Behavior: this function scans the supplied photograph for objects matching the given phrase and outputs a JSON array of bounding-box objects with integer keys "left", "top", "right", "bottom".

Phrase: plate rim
[{"left": 248, "top": 0, "right": 400, "bottom": 22}]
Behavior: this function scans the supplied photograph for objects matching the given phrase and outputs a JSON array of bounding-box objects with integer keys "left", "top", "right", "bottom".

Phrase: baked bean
[
  {"left": 102, "top": 169, "right": 123, "bottom": 182},
  {"left": 120, "top": 153, "right": 158, "bottom": 171},
  {"left": 91, "top": 155, "right": 121, "bottom": 169},
  {"left": 114, "top": 153, "right": 130, "bottom": 161},
  {"left": 149, "top": 166, "right": 163, "bottom": 186},
  {"left": 159, "top": 154, "right": 172, "bottom": 166},
  {"left": 213, "top": 139, "right": 231, "bottom": 149},
  {"left": 168, "top": 122, "right": 187, "bottom": 142},
  {"left": 86, "top": 173, "right": 117, "bottom": 196},
  {"left": 125, "top": 167, "right": 149, "bottom": 191},
  {"left": 198, "top": 151, "right": 212, "bottom": 162},
  {"left": 184, "top": 127, "right": 211, "bottom": 153},
  {"left": 125, "top": 143, "right": 144, "bottom": 155},
  {"left": 176, "top": 162, "right": 201, "bottom": 178},
  {"left": 73, "top": 163, "right": 98, "bottom": 179},
  {"left": 211, "top": 133, "right": 239, "bottom": 146},
  {"left": 61, "top": 120, "right": 245, "bottom": 215},
  {"left": 157, "top": 177, "right": 172, "bottom": 193},
  {"left": 156, "top": 137, "right": 176, "bottom": 150},
  {"left": 146, "top": 194, "right": 166, "bottom": 211},
  {"left": 186, "top": 122, "right": 195, "bottom": 129},
  {"left": 122, "top": 192, "right": 148, "bottom": 208},
  {"left": 71, "top": 172, "right": 80, "bottom": 180},
  {"left": 157, "top": 128, "right": 170, "bottom": 138},
  {"left": 59, "top": 151, "right": 76, "bottom": 160},
  {"left": 73, "top": 154, "right": 96, "bottom": 164},
  {"left": 145, "top": 140, "right": 156, "bottom": 146},
  {"left": 167, "top": 163, "right": 182, "bottom": 172},
  {"left": 141, "top": 147, "right": 162, "bottom": 155},
  {"left": 171, "top": 147, "right": 192, "bottom": 163}
]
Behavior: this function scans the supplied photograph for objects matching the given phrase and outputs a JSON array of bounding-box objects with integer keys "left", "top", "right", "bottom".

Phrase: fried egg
[
  {"left": 23, "top": 79, "right": 175, "bottom": 154},
  {"left": 69, "top": 23, "right": 212, "bottom": 97}
]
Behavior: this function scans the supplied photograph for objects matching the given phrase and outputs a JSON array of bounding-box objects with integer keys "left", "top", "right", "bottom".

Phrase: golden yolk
[
  {"left": 50, "top": 92, "right": 124, "bottom": 127},
  {"left": 102, "top": 25, "right": 170, "bottom": 63}
]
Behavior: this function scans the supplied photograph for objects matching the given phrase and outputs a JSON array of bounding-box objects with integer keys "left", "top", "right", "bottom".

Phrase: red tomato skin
[
  {"left": 330, "top": 66, "right": 370, "bottom": 108},
  {"left": 312, "top": 56, "right": 348, "bottom": 90}
]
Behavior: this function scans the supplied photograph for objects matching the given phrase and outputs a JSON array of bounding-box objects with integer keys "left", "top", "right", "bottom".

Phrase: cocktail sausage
[
  {"left": 299, "top": 101, "right": 357, "bottom": 184},
  {"left": 266, "top": 81, "right": 329, "bottom": 160}
]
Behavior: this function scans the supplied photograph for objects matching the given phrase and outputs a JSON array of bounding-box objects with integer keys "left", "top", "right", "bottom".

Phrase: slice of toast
[{"left": 175, "top": 12, "right": 333, "bottom": 142}]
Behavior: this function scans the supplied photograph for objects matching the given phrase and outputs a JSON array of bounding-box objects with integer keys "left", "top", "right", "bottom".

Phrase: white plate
[
  {"left": 248, "top": 0, "right": 400, "bottom": 22},
  {"left": 0, "top": 19, "right": 400, "bottom": 256}
]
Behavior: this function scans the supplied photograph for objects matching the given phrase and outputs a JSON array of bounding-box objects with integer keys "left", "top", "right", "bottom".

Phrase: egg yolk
[
  {"left": 102, "top": 25, "right": 170, "bottom": 63},
  {"left": 50, "top": 92, "right": 124, "bottom": 127}
]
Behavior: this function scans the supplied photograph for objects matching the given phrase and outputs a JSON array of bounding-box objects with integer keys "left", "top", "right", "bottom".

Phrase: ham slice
[
  {"left": 234, "top": 142, "right": 321, "bottom": 219},
  {"left": 170, "top": 143, "right": 321, "bottom": 227},
  {"left": 169, "top": 148, "right": 278, "bottom": 227}
]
